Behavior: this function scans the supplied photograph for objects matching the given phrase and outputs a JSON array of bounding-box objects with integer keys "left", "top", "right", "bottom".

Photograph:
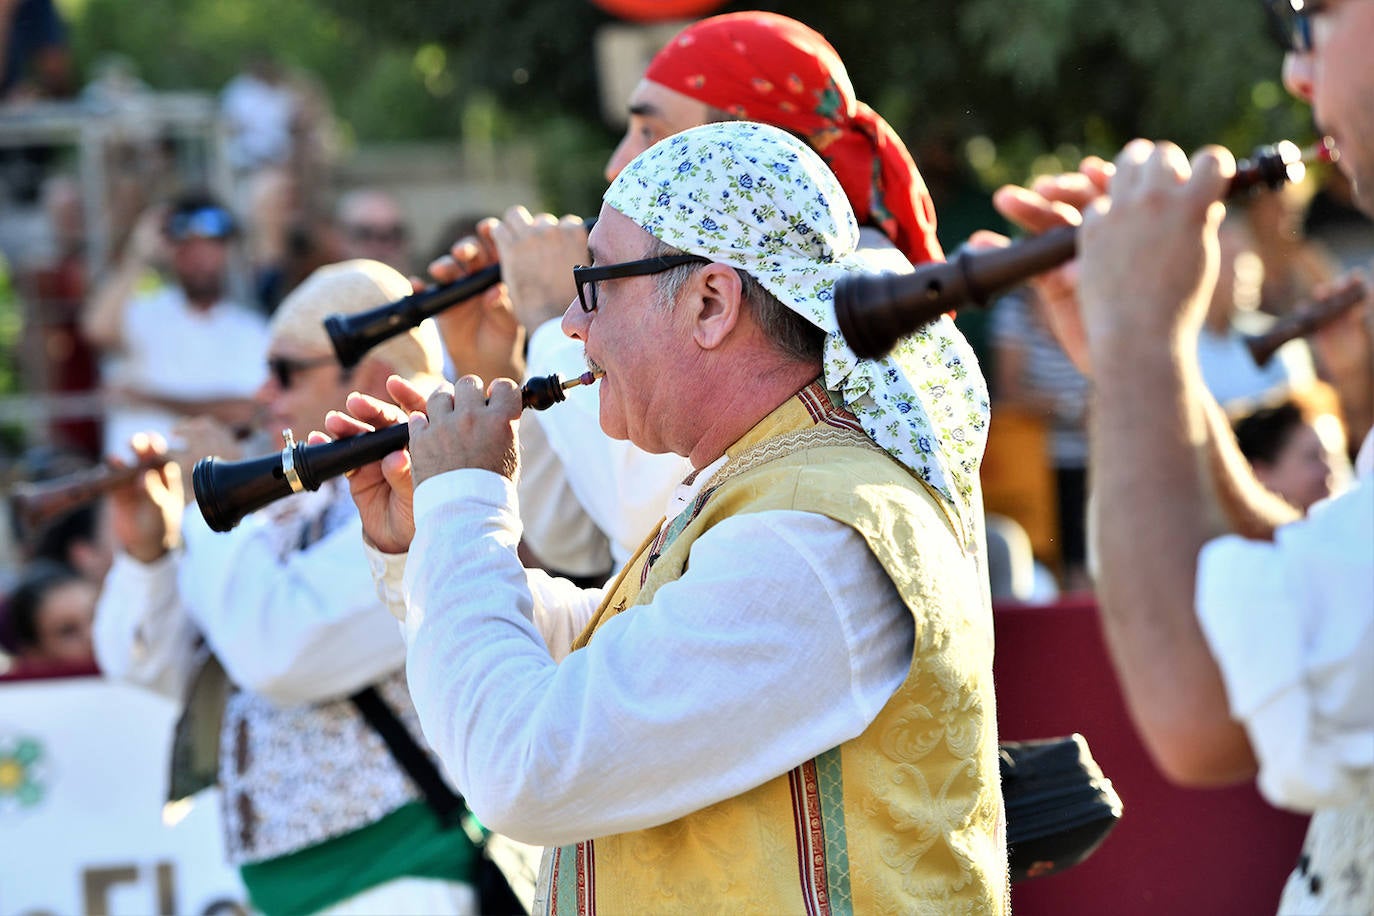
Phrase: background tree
[{"left": 60, "top": 0, "right": 1320, "bottom": 223}]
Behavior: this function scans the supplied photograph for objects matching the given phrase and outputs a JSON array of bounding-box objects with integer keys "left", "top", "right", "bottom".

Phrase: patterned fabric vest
[
  {"left": 208, "top": 485, "right": 432, "bottom": 865},
  {"left": 538, "top": 383, "right": 1008, "bottom": 915}
]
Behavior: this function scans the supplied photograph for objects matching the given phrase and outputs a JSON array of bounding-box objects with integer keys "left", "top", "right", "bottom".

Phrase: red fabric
[
  {"left": 993, "top": 597, "right": 1308, "bottom": 914},
  {"left": 645, "top": 12, "right": 943, "bottom": 266}
]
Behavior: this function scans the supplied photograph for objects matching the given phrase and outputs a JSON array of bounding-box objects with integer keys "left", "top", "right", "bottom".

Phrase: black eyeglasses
[
  {"left": 268, "top": 355, "right": 338, "bottom": 389},
  {"left": 1263, "top": 0, "right": 1325, "bottom": 52},
  {"left": 572, "top": 254, "right": 710, "bottom": 313}
]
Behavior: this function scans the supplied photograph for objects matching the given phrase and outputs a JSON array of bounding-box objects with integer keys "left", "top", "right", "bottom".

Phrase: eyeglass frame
[
  {"left": 572, "top": 254, "right": 711, "bottom": 313},
  {"left": 1263, "top": 0, "right": 1326, "bottom": 53},
  {"left": 267, "top": 354, "right": 340, "bottom": 389}
]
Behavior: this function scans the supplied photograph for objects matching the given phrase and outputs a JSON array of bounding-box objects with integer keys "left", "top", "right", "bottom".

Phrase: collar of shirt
[{"left": 663, "top": 454, "right": 728, "bottom": 526}]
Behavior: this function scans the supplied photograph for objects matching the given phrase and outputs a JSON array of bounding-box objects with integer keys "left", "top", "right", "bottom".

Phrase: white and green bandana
[{"left": 604, "top": 121, "right": 990, "bottom": 545}]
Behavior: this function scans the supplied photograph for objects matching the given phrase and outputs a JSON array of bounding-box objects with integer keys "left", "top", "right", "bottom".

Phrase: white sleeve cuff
[{"left": 364, "top": 540, "right": 410, "bottom": 622}]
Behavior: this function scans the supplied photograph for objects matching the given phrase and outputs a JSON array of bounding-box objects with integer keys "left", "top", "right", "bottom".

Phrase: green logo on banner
[{"left": 0, "top": 736, "right": 47, "bottom": 809}]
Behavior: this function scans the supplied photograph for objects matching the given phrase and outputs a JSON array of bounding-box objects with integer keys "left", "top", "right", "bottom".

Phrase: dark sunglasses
[
  {"left": 1263, "top": 0, "right": 1325, "bottom": 52},
  {"left": 268, "top": 355, "right": 338, "bottom": 389},
  {"left": 346, "top": 223, "right": 408, "bottom": 245},
  {"left": 167, "top": 206, "right": 237, "bottom": 241},
  {"left": 572, "top": 254, "right": 711, "bottom": 313}
]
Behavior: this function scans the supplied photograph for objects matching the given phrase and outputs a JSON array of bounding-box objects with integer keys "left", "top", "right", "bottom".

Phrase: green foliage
[
  {"left": 0, "top": 257, "right": 20, "bottom": 397},
  {"left": 59, "top": 0, "right": 1317, "bottom": 204}
]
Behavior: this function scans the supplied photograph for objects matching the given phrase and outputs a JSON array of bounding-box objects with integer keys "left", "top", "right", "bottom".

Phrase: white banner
[{"left": 0, "top": 675, "right": 245, "bottom": 916}]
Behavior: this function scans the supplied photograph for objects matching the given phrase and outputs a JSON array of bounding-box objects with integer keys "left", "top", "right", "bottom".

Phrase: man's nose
[{"left": 561, "top": 297, "right": 591, "bottom": 342}]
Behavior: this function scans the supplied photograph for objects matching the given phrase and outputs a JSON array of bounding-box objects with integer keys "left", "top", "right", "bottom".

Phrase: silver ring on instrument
[{"left": 281, "top": 429, "right": 305, "bottom": 493}]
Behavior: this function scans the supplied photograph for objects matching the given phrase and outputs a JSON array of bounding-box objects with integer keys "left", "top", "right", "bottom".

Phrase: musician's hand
[
  {"left": 409, "top": 375, "right": 521, "bottom": 487},
  {"left": 1077, "top": 141, "right": 1232, "bottom": 357},
  {"left": 488, "top": 206, "right": 588, "bottom": 332},
  {"left": 128, "top": 206, "right": 170, "bottom": 267},
  {"left": 427, "top": 222, "right": 526, "bottom": 383},
  {"left": 992, "top": 155, "right": 1113, "bottom": 375},
  {"left": 1310, "top": 273, "right": 1373, "bottom": 387},
  {"left": 321, "top": 387, "right": 420, "bottom": 555},
  {"left": 173, "top": 416, "right": 242, "bottom": 466},
  {"left": 108, "top": 433, "right": 183, "bottom": 564}
]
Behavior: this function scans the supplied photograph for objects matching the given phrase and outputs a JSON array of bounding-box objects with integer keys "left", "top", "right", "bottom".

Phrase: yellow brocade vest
[{"left": 542, "top": 383, "right": 1008, "bottom": 915}]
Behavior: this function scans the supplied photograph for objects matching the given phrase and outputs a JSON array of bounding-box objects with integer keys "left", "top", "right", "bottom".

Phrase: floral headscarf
[
  {"left": 605, "top": 122, "right": 988, "bottom": 546},
  {"left": 645, "top": 11, "right": 943, "bottom": 267}
]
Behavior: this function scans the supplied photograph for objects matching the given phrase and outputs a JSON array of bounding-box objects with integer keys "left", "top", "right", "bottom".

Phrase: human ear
[{"left": 690, "top": 263, "right": 743, "bottom": 351}]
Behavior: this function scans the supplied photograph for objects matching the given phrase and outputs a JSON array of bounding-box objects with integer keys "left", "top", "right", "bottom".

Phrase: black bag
[
  {"left": 352, "top": 686, "right": 529, "bottom": 914},
  {"left": 1000, "top": 733, "right": 1124, "bottom": 882}
]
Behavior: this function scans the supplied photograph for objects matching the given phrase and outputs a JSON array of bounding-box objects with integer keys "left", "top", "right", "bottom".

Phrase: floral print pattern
[{"left": 604, "top": 122, "right": 990, "bottom": 546}]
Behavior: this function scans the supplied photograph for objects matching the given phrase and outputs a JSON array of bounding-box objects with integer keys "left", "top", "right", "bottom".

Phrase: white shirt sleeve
[
  {"left": 1196, "top": 477, "right": 1374, "bottom": 812},
  {"left": 92, "top": 550, "right": 201, "bottom": 700},
  {"left": 174, "top": 502, "right": 408, "bottom": 706},
  {"left": 524, "top": 320, "right": 692, "bottom": 566},
  {"left": 400, "top": 467, "right": 915, "bottom": 847}
]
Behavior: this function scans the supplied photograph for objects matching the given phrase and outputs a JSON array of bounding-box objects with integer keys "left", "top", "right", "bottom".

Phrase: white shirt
[
  {"left": 94, "top": 485, "right": 406, "bottom": 707},
  {"left": 220, "top": 73, "right": 297, "bottom": 172},
  {"left": 1196, "top": 315, "right": 1316, "bottom": 413},
  {"left": 369, "top": 462, "right": 917, "bottom": 847},
  {"left": 103, "top": 286, "right": 269, "bottom": 458},
  {"left": 1196, "top": 430, "right": 1374, "bottom": 813}
]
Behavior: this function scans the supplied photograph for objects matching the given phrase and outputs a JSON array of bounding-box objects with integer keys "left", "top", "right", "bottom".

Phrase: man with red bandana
[{"left": 430, "top": 12, "right": 975, "bottom": 571}]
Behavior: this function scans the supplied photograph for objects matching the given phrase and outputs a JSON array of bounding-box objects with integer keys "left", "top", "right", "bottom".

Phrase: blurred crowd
[{"left": 0, "top": 0, "right": 1370, "bottom": 914}]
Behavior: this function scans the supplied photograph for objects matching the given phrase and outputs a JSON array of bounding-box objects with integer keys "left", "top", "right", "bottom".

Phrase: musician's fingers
[
  {"left": 486, "top": 378, "right": 522, "bottom": 418},
  {"left": 965, "top": 229, "right": 1011, "bottom": 253},
  {"left": 1188, "top": 145, "right": 1235, "bottom": 210},
  {"left": 501, "top": 204, "right": 537, "bottom": 231},
  {"left": 383, "top": 375, "right": 433, "bottom": 417},
  {"left": 451, "top": 374, "right": 486, "bottom": 411},
  {"left": 1032, "top": 172, "right": 1105, "bottom": 214},
  {"left": 1109, "top": 138, "right": 1158, "bottom": 198},
  {"left": 343, "top": 389, "right": 408, "bottom": 430},
  {"left": 305, "top": 430, "right": 332, "bottom": 446},
  {"left": 993, "top": 184, "right": 1082, "bottom": 235},
  {"left": 1080, "top": 156, "right": 1115, "bottom": 194},
  {"left": 380, "top": 448, "right": 414, "bottom": 497}
]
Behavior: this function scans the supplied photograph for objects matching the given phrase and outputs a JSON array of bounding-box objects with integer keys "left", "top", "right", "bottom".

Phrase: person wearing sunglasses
[
  {"left": 82, "top": 189, "right": 269, "bottom": 460},
  {"left": 990, "top": 1, "right": 1373, "bottom": 911},
  {"left": 92, "top": 260, "right": 496, "bottom": 916},
  {"left": 332, "top": 122, "right": 1005, "bottom": 913},
  {"left": 427, "top": 12, "right": 963, "bottom": 581},
  {"left": 335, "top": 188, "right": 413, "bottom": 275}
]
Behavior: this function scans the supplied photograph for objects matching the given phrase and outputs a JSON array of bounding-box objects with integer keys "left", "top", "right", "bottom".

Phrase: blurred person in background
[
  {"left": 335, "top": 188, "right": 412, "bottom": 276},
  {"left": 990, "top": 286, "right": 1091, "bottom": 590},
  {"left": 1, "top": 559, "right": 97, "bottom": 676},
  {"left": 93, "top": 260, "right": 483, "bottom": 916},
  {"left": 1197, "top": 210, "right": 1317, "bottom": 410},
  {"left": 1232, "top": 381, "right": 1350, "bottom": 513},
  {"left": 81, "top": 190, "right": 269, "bottom": 459}
]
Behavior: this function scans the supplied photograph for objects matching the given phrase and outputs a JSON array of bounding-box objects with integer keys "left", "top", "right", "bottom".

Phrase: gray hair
[{"left": 645, "top": 237, "right": 825, "bottom": 365}]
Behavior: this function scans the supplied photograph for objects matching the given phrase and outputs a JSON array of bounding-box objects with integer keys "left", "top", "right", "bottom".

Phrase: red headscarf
[{"left": 644, "top": 12, "right": 944, "bottom": 265}]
